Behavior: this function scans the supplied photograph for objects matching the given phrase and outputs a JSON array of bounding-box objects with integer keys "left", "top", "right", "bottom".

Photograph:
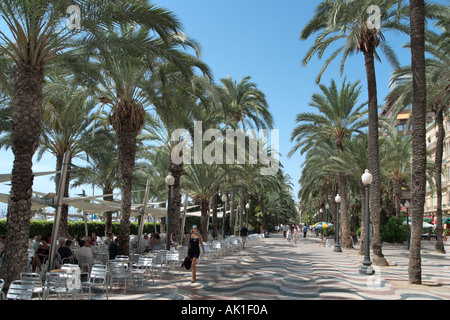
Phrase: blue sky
[{"left": 0, "top": 0, "right": 443, "bottom": 209}]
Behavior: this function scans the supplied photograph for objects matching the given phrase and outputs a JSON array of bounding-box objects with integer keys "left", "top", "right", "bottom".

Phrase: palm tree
[
  {"left": 88, "top": 20, "right": 210, "bottom": 255},
  {"left": 290, "top": 78, "right": 367, "bottom": 249},
  {"left": 387, "top": 22, "right": 449, "bottom": 254},
  {"left": 182, "top": 163, "right": 226, "bottom": 241},
  {"left": 219, "top": 75, "right": 274, "bottom": 131},
  {"left": 37, "top": 74, "right": 99, "bottom": 238},
  {"left": 143, "top": 74, "right": 217, "bottom": 244},
  {"left": 0, "top": 0, "right": 148, "bottom": 284},
  {"left": 71, "top": 126, "right": 121, "bottom": 236},
  {"left": 408, "top": 0, "right": 427, "bottom": 285},
  {"left": 382, "top": 129, "right": 412, "bottom": 218},
  {"left": 300, "top": 0, "right": 409, "bottom": 265}
]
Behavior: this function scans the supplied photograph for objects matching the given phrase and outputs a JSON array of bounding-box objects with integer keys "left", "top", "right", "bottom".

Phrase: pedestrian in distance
[
  {"left": 240, "top": 225, "right": 249, "bottom": 249},
  {"left": 303, "top": 225, "right": 308, "bottom": 238},
  {"left": 286, "top": 224, "right": 292, "bottom": 244}
]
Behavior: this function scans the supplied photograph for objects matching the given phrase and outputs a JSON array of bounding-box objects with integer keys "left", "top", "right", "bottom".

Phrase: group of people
[
  {"left": 29, "top": 232, "right": 116, "bottom": 273},
  {"left": 276, "top": 224, "right": 309, "bottom": 244},
  {"left": 132, "top": 232, "right": 165, "bottom": 254}
]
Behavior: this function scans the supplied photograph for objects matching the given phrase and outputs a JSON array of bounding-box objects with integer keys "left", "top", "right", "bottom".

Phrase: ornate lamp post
[
  {"left": 360, "top": 169, "right": 374, "bottom": 275},
  {"left": 245, "top": 203, "right": 250, "bottom": 228},
  {"left": 165, "top": 172, "right": 175, "bottom": 250},
  {"left": 334, "top": 194, "right": 342, "bottom": 252}
]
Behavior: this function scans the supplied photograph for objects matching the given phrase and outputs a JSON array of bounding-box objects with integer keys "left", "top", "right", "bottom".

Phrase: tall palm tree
[
  {"left": 0, "top": 0, "right": 149, "bottom": 284},
  {"left": 182, "top": 163, "right": 226, "bottom": 242},
  {"left": 382, "top": 129, "right": 412, "bottom": 218},
  {"left": 290, "top": 78, "right": 367, "bottom": 249},
  {"left": 144, "top": 74, "right": 217, "bottom": 244},
  {"left": 37, "top": 74, "right": 99, "bottom": 238},
  {"left": 88, "top": 21, "right": 210, "bottom": 255},
  {"left": 408, "top": 0, "right": 427, "bottom": 285},
  {"left": 387, "top": 22, "right": 449, "bottom": 254},
  {"left": 219, "top": 75, "right": 274, "bottom": 131},
  {"left": 71, "top": 126, "right": 121, "bottom": 236},
  {"left": 300, "top": 0, "right": 408, "bottom": 265}
]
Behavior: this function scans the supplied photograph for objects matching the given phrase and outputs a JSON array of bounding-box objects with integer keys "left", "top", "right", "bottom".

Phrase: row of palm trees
[
  {"left": 293, "top": 0, "right": 448, "bottom": 285},
  {"left": 0, "top": 0, "right": 297, "bottom": 286}
]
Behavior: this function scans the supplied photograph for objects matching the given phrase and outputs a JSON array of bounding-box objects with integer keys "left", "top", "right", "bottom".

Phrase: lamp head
[
  {"left": 165, "top": 172, "right": 175, "bottom": 186},
  {"left": 361, "top": 169, "right": 373, "bottom": 185},
  {"left": 335, "top": 194, "right": 341, "bottom": 203}
]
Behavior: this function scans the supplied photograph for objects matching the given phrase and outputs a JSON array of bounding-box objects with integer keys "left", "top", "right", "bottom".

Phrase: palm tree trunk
[
  {"left": 0, "top": 62, "right": 44, "bottom": 285},
  {"left": 409, "top": 0, "right": 427, "bottom": 284},
  {"left": 394, "top": 179, "right": 403, "bottom": 219},
  {"left": 211, "top": 190, "right": 218, "bottom": 239},
  {"left": 169, "top": 159, "right": 183, "bottom": 244},
  {"left": 434, "top": 108, "right": 445, "bottom": 253},
  {"left": 116, "top": 127, "right": 137, "bottom": 256},
  {"left": 364, "top": 47, "right": 389, "bottom": 266},
  {"left": 339, "top": 172, "right": 353, "bottom": 248},
  {"left": 200, "top": 198, "right": 209, "bottom": 242},
  {"left": 229, "top": 189, "right": 236, "bottom": 235},
  {"left": 103, "top": 187, "right": 115, "bottom": 236}
]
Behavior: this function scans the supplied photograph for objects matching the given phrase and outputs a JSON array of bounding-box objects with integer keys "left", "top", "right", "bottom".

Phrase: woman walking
[{"left": 187, "top": 225, "right": 205, "bottom": 283}]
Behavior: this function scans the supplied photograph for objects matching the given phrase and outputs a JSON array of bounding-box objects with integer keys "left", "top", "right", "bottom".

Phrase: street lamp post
[
  {"left": 222, "top": 194, "right": 227, "bottom": 239},
  {"left": 405, "top": 200, "right": 410, "bottom": 250},
  {"left": 325, "top": 204, "right": 329, "bottom": 222},
  {"left": 245, "top": 203, "right": 250, "bottom": 228},
  {"left": 334, "top": 194, "right": 342, "bottom": 252},
  {"left": 165, "top": 172, "right": 175, "bottom": 250},
  {"left": 360, "top": 169, "right": 375, "bottom": 275}
]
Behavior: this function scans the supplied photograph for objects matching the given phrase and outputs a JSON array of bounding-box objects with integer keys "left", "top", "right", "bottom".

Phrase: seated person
[
  {"left": 76, "top": 240, "right": 94, "bottom": 271},
  {"left": 58, "top": 239, "right": 77, "bottom": 264},
  {"left": 32, "top": 235, "right": 50, "bottom": 272}
]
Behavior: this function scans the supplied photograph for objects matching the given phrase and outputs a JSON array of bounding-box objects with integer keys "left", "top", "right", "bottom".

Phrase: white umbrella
[{"left": 403, "top": 221, "right": 434, "bottom": 228}]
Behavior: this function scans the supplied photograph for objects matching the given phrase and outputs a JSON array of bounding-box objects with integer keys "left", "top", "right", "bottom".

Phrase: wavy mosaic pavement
[{"left": 111, "top": 234, "right": 450, "bottom": 300}]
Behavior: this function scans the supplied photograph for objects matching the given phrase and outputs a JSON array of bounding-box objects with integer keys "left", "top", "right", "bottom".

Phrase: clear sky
[{"left": 0, "top": 0, "right": 443, "bottom": 210}]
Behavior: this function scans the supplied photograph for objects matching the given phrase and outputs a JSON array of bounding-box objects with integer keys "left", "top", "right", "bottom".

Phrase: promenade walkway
[{"left": 106, "top": 233, "right": 450, "bottom": 300}]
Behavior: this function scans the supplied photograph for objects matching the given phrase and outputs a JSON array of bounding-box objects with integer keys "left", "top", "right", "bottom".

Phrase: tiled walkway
[{"left": 105, "top": 233, "right": 450, "bottom": 300}]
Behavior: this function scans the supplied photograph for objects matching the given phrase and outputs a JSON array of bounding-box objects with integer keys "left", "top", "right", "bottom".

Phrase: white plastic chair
[
  {"left": 132, "top": 256, "right": 154, "bottom": 284},
  {"left": 44, "top": 272, "right": 78, "bottom": 300},
  {"left": 20, "top": 272, "right": 44, "bottom": 300},
  {"left": 0, "top": 279, "right": 5, "bottom": 300},
  {"left": 6, "top": 280, "right": 34, "bottom": 300},
  {"left": 107, "top": 261, "right": 134, "bottom": 294},
  {"left": 82, "top": 264, "right": 108, "bottom": 300},
  {"left": 165, "top": 252, "right": 180, "bottom": 277}
]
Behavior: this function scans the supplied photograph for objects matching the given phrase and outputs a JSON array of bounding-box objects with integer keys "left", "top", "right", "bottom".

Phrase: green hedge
[
  {"left": 0, "top": 219, "right": 160, "bottom": 239},
  {"left": 381, "top": 216, "right": 407, "bottom": 243}
]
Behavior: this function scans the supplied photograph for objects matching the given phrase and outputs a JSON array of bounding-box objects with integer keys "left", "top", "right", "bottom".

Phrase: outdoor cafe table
[{"left": 50, "top": 264, "right": 82, "bottom": 290}]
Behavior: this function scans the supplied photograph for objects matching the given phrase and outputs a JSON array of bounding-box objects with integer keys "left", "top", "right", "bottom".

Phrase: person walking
[
  {"left": 240, "top": 225, "right": 249, "bottom": 249},
  {"left": 293, "top": 225, "right": 299, "bottom": 244},
  {"left": 286, "top": 224, "right": 292, "bottom": 244},
  {"left": 186, "top": 225, "right": 205, "bottom": 283},
  {"left": 303, "top": 225, "right": 308, "bottom": 238}
]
